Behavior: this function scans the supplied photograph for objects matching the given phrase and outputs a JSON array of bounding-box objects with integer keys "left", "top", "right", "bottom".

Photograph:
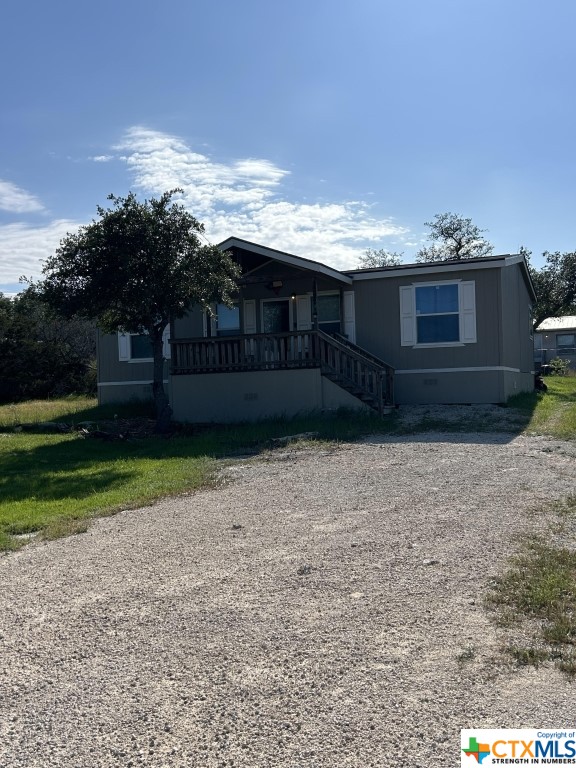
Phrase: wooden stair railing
[
  {"left": 171, "top": 330, "right": 394, "bottom": 414},
  {"left": 314, "top": 330, "right": 394, "bottom": 415}
]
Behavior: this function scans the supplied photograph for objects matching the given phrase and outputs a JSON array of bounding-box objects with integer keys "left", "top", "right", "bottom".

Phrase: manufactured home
[{"left": 97, "top": 238, "right": 536, "bottom": 422}]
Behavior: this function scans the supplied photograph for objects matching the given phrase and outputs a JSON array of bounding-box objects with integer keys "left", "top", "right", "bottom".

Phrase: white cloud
[
  {"left": 90, "top": 155, "right": 114, "bottom": 163},
  {"left": 117, "top": 126, "right": 407, "bottom": 269},
  {"left": 0, "top": 180, "right": 44, "bottom": 213},
  {"left": 0, "top": 128, "right": 411, "bottom": 284},
  {"left": 0, "top": 220, "right": 79, "bottom": 283},
  {"left": 116, "top": 127, "right": 290, "bottom": 216}
]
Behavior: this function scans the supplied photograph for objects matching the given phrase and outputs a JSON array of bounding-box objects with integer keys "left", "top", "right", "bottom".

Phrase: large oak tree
[
  {"left": 416, "top": 212, "right": 494, "bottom": 262},
  {"left": 39, "top": 190, "right": 240, "bottom": 430}
]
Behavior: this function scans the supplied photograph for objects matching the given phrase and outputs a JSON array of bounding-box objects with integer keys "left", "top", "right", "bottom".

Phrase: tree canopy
[
  {"left": 416, "top": 212, "right": 494, "bottom": 262},
  {"left": 524, "top": 248, "right": 576, "bottom": 327},
  {"left": 38, "top": 190, "right": 240, "bottom": 429},
  {"left": 357, "top": 248, "right": 403, "bottom": 269},
  {"left": 0, "top": 288, "right": 96, "bottom": 402}
]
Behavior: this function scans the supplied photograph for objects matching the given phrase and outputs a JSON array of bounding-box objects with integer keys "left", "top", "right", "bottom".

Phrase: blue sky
[{"left": 2, "top": 0, "right": 575, "bottom": 294}]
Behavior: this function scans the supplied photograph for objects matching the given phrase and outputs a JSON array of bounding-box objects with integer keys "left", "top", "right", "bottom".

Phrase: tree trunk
[{"left": 151, "top": 331, "right": 172, "bottom": 434}]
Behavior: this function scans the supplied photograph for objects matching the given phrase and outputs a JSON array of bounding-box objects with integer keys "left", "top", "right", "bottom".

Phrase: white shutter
[
  {"left": 343, "top": 290, "right": 356, "bottom": 343},
  {"left": 243, "top": 299, "right": 257, "bottom": 334},
  {"left": 399, "top": 286, "right": 416, "bottom": 346},
  {"left": 459, "top": 281, "right": 477, "bottom": 343},
  {"left": 296, "top": 295, "right": 312, "bottom": 331},
  {"left": 162, "top": 324, "right": 171, "bottom": 359},
  {"left": 118, "top": 332, "right": 131, "bottom": 361}
]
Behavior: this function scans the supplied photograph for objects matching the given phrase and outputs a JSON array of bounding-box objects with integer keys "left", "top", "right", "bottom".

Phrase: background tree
[
  {"left": 523, "top": 247, "right": 576, "bottom": 327},
  {"left": 0, "top": 288, "right": 96, "bottom": 402},
  {"left": 37, "top": 190, "right": 240, "bottom": 430},
  {"left": 357, "top": 248, "right": 403, "bottom": 268},
  {"left": 416, "top": 212, "right": 494, "bottom": 262}
]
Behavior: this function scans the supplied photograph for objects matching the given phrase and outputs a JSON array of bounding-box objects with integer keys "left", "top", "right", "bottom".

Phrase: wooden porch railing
[
  {"left": 171, "top": 330, "right": 394, "bottom": 413},
  {"left": 171, "top": 331, "right": 319, "bottom": 373}
]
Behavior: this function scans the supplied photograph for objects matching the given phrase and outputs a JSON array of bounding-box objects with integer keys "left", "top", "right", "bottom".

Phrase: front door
[{"left": 262, "top": 299, "right": 290, "bottom": 333}]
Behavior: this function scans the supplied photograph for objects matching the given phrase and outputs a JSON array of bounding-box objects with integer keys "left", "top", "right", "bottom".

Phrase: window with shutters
[
  {"left": 118, "top": 325, "right": 171, "bottom": 361},
  {"left": 399, "top": 280, "right": 476, "bottom": 347}
]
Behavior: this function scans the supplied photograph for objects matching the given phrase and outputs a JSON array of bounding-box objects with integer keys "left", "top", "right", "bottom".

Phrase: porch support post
[{"left": 312, "top": 278, "right": 319, "bottom": 330}]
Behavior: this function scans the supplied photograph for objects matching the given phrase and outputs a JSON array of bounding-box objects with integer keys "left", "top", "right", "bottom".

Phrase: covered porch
[
  {"left": 171, "top": 329, "right": 394, "bottom": 415},
  {"left": 169, "top": 239, "right": 394, "bottom": 420}
]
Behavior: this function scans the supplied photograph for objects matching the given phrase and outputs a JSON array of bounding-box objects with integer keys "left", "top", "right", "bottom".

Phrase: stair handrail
[
  {"left": 317, "top": 330, "right": 394, "bottom": 374},
  {"left": 315, "top": 329, "right": 394, "bottom": 410}
]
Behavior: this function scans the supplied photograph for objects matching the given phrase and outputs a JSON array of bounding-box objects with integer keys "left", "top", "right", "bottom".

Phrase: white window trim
[
  {"left": 400, "top": 279, "right": 477, "bottom": 348},
  {"left": 118, "top": 325, "right": 171, "bottom": 362}
]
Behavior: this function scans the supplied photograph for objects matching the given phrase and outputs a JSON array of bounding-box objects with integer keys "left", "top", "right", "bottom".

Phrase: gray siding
[
  {"left": 499, "top": 264, "right": 534, "bottom": 374},
  {"left": 174, "top": 310, "right": 205, "bottom": 338},
  {"left": 97, "top": 331, "right": 169, "bottom": 405},
  {"left": 353, "top": 267, "right": 501, "bottom": 370}
]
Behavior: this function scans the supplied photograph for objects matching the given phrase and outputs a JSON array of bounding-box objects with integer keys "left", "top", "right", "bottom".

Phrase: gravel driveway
[{"left": 1, "top": 430, "right": 576, "bottom": 767}]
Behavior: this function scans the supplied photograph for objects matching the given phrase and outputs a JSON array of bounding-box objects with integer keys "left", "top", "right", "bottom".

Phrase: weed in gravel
[
  {"left": 506, "top": 646, "right": 549, "bottom": 667},
  {"left": 486, "top": 532, "right": 576, "bottom": 676},
  {"left": 456, "top": 645, "right": 477, "bottom": 664},
  {"left": 297, "top": 564, "right": 314, "bottom": 576}
]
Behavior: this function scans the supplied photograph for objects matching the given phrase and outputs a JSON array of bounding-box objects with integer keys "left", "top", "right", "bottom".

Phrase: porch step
[{"left": 322, "top": 372, "right": 380, "bottom": 411}]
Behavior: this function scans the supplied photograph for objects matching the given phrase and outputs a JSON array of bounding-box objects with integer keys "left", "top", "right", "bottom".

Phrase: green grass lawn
[
  {"left": 1, "top": 376, "right": 574, "bottom": 553},
  {"left": 508, "top": 375, "right": 576, "bottom": 439},
  {"left": 0, "top": 398, "right": 390, "bottom": 551}
]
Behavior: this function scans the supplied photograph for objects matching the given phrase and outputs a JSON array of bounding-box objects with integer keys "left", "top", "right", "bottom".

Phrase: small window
[
  {"left": 216, "top": 304, "right": 241, "bottom": 336},
  {"left": 557, "top": 333, "right": 575, "bottom": 349},
  {"left": 317, "top": 294, "right": 341, "bottom": 334}
]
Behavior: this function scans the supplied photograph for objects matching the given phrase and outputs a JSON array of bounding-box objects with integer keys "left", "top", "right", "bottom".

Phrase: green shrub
[{"left": 549, "top": 357, "right": 570, "bottom": 376}]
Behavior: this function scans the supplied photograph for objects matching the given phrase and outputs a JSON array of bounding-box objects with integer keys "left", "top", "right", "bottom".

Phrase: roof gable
[{"left": 218, "top": 237, "right": 352, "bottom": 285}]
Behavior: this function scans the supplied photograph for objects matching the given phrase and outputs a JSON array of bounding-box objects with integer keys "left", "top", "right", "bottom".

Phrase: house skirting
[
  {"left": 97, "top": 380, "right": 168, "bottom": 405},
  {"left": 394, "top": 368, "right": 533, "bottom": 404},
  {"left": 170, "top": 368, "right": 368, "bottom": 423}
]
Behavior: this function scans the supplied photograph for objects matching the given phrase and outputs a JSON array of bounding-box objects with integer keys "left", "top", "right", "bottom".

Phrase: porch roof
[{"left": 218, "top": 237, "right": 352, "bottom": 286}]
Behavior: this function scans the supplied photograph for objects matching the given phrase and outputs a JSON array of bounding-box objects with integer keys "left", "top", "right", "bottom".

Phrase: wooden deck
[{"left": 171, "top": 330, "right": 394, "bottom": 413}]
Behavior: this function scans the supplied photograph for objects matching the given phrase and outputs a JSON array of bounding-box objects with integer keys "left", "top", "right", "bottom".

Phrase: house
[
  {"left": 96, "top": 238, "right": 536, "bottom": 422},
  {"left": 534, "top": 316, "right": 576, "bottom": 370}
]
